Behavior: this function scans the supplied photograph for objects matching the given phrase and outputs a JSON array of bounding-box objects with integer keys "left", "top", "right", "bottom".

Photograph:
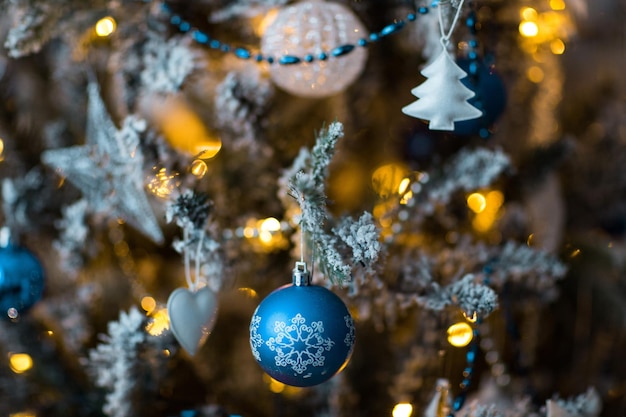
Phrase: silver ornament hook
[{"left": 292, "top": 261, "right": 311, "bottom": 286}]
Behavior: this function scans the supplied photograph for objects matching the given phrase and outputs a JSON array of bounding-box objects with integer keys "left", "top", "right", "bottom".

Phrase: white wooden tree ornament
[{"left": 402, "top": 0, "right": 482, "bottom": 131}]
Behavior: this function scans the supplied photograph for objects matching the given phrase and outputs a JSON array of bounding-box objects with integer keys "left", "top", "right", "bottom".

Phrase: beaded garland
[{"left": 160, "top": 2, "right": 430, "bottom": 66}]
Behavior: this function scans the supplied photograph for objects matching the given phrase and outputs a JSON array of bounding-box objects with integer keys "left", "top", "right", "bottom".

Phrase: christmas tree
[{"left": 0, "top": 1, "right": 624, "bottom": 417}]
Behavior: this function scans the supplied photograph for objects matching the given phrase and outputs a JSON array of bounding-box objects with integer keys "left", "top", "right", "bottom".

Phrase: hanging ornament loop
[{"left": 438, "top": 0, "right": 466, "bottom": 47}]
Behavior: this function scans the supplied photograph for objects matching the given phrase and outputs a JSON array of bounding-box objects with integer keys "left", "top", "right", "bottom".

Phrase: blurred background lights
[
  {"left": 10, "top": 412, "right": 36, "bottom": 417},
  {"left": 519, "top": 21, "right": 539, "bottom": 37},
  {"left": 95, "top": 16, "right": 116, "bottom": 37},
  {"left": 521, "top": 7, "right": 538, "bottom": 21},
  {"left": 145, "top": 308, "right": 170, "bottom": 336},
  {"left": 447, "top": 322, "right": 474, "bottom": 347},
  {"left": 9, "top": 353, "right": 33, "bottom": 374},
  {"left": 141, "top": 296, "right": 156, "bottom": 314},
  {"left": 467, "top": 192, "right": 487, "bottom": 213},
  {"left": 392, "top": 402, "right": 413, "bottom": 417}
]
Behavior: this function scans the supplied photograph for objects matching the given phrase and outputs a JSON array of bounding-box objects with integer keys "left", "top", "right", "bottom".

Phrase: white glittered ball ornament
[{"left": 261, "top": 0, "right": 368, "bottom": 98}]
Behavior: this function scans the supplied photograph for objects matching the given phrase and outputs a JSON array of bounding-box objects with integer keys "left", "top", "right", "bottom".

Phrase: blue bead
[
  {"left": 357, "top": 38, "right": 368, "bottom": 47},
  {"left": 331, "top": 44, "right": 355, "bottom": 57},
  {"left": 279, "top": 55, "right": 301, "bottom": 65},
  {"left": 161, "top": 3, "right": 171, "bottom": 13},
  {"left": 466, "top": 15, "right": 476, "bottom": 29},
  {"left": 304, "top": 54, "right": 314, "bottom": 63},
  {"left": 266, "top": 56, "right": 275, "bottom": 64},
  {"left": 221, "top": 44, "right": 230, "bottom": 52},
  {"left": 369, "top": 33, "right": 379, "bottom": 42},
  {"left": 250, "top": 284, "right": 355, "bottom": 387},
  {"left": 469, "top": 39, "right": 478, "bottom": 48},
  {"left": 255, "top": 54, "right": 264, "bottom": 62},
  {"left": 318, "top": 52, "right": 328, "bottom": 61},
  {"left": 407, "top": 13, "right": 416, "bottom": 21},
  {"left": 0, "top": 244, "right": 45, "bottom": 318},
  {"left": 380, "top": 21, "right": 405, "bottom": 37},
  {"left": 180, "top": 411, "right": 197, "bottom": 417},
  {"left": 192, "top": 31, "right": 209, "bottom": 44},
  {"left": 170, "top": 15, "right": 181, "bottom": 25},
  {"left": 453, "top": 395, "right": 466, "bottom": 411},
  {"left": 210, "top": 40, "right": 221, "bottom": 49},
  {"left": 179, "top": 22, "right": 191, "bottom": 32},
  {"left": 466, "top": 350, "right": 476, "bottom": 363},
  {"left": 479, "top": 128, "right": 491, "bottom": 138},
  {"left": 418, "top": 6, "right": 429, "bottom": 14},
  {"left": 235, "top": 47, "right": 251, "bottom": 59}
]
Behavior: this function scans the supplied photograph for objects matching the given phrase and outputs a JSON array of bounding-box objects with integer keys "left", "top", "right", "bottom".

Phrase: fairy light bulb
[
  {"left": 191, "top": 159, "right": 208, "bottom": 178},
  {"left": 9, "top": 353, "right": 33, "bottom": 374},
  {"left": 519, "top": 21, "right": 539, "bottom": 37},
  {"left": 95, "top": 17, "right": 116, "bottom": 37},
  {"left": 392, "top": 402, "right": 413, "bottom": 417},
  {"left": 447, "top": 322, "right": 474, "bottom": 347},
  {"left": 467, "top": 192, "right": 487, "bottom": 213}
]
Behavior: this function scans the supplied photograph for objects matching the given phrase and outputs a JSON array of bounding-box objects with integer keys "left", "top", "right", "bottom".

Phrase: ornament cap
[{"left": 292, "top": 261, "right": 311, "bottom": 286}]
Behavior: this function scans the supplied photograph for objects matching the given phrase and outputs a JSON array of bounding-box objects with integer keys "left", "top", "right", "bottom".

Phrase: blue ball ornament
[
  {"left": 249, "top": 263, "right": 355, "bottom": 387},
  {"left": 454, "top": 58, "right": 507, "bottom": 137},
  {"left": 0, "top": 239, "right": 45, "bottom": 319}
]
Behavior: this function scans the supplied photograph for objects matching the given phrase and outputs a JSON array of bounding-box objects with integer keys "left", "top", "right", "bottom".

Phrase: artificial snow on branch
[
  {"left": 282, "top": 122, "right": 381, "bottom": 283},
  {"left": 85, "top": 308, "right": 171, "bottom": 417}
]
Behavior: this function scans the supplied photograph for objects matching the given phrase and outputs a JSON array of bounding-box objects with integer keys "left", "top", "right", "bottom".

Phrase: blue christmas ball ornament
[
  {"left": 0, "top": 235, "right": 45, "bottom": 319},
  {"left": 454, "top": 58, "right": 507, "bottom": 137},
  {"left": 249, "top": 262, "right": 355, "bottom": 387}
]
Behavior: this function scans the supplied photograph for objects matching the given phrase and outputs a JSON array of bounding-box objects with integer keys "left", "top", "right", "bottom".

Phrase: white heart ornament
[{"left": 167, "top": 286, "right": 218, "bottom": 355}]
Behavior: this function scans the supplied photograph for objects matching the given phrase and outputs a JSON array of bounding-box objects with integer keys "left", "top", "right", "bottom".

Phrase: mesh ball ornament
[
  {"left": 261, "top": 0, "right": 368, "bottom": 98},
  {"left": 249, "top": 262, "right": 355, "bottom": 387}
]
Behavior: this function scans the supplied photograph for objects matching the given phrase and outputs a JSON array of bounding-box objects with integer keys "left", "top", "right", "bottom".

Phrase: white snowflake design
[
  {"left": 266, "top": 313, "right": 335, "bottom": 374},
  {"left": 344, "top": 315, "right": 355, "bottom": 347},
  {"left": 249, "top": 315, "right": 262, "bottom": 361}
]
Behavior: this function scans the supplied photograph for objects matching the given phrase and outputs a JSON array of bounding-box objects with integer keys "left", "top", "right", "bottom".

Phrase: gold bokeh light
[
  {"left": 95, "top": 17, "right": 116, "bottom": 37},
  {"left": 392, "top": 402, "right": 413, "bottom": 417},
  {"left": 9, "top": 353, "right": 33, "bottom": 374},
  {"left": 447, "top": 322, "right": 474, "bottom": 347}
]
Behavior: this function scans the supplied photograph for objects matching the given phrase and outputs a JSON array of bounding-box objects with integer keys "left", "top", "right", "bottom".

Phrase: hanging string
[
  {"left": 438, "top": 0, "right": 466, "bottom": 47},
  {"left": 193, "top": 231, "right": 205, "bottom": 290},
  {"left": 183, "top": 227, "right": 194, "bottom": 290}
]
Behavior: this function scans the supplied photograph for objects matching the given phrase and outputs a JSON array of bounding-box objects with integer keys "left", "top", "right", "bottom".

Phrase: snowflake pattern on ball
[
  {"left": 344, "top": 315, "right": 355, "bottom": 347},
  {"left": 249, "top": 315, "right": 262, "bottom": 361},
  {"left": 266, "top": 313, "right": 334, "bottom": 374}
]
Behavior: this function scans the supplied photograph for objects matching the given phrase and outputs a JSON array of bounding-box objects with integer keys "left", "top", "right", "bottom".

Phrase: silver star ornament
[{"left": 42, "top": 83, "right": 164, "bottom": 244}]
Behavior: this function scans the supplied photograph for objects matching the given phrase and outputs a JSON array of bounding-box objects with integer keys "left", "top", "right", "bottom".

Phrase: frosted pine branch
[
  {"left": 427, "top": 148, "right": 510, "bottom": 205},
  {"left": 333, "top": 212, "right": 381, "bottom": 270},
  {"left": 489, "top": 241, "right": 567, "bottom": 297},
  {"left": 417, "top": 274, "right": 498, "bottom": 317},
  {"left": 141, "top": 34, "right": 197, "bottom": 94},
  {"left": 86, "top": 308, "right": 170, "bottom": 417}
]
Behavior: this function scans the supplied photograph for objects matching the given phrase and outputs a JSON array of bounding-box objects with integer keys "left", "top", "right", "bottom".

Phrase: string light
[
  {"left": 519, "top": 21, "right": 539, "bottom": 38},
  {"left": 95, "top": 16, "right": 116, "bottom": 37},
  {"left": 190, "top": 159, "right": 208, "bottom": 178},
  {"left": 467, "top": 192, "right": 487, "bottom": 213},
  {"left": 9, "top": 353, "right": 33, "bottom": 374},
  {"left": 392, "top": 402, "right": 413, "bottom": 417},
  {"left": 447, "top": 322, "right": 474, "bottom": 347}
]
